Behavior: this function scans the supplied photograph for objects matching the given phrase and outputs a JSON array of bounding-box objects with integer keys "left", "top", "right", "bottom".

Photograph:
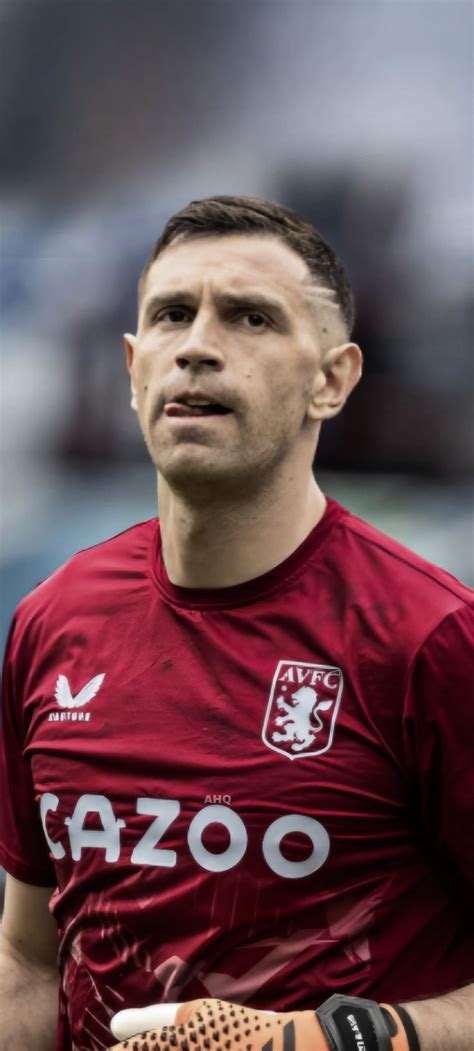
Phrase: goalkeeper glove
[{"left": 109, "top": 993, "right": 420, "bottom": 1051}]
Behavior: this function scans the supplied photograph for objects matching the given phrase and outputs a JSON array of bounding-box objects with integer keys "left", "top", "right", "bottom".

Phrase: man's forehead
[{"left": 143, "top": 234, "right": 335, "bottom": 308}]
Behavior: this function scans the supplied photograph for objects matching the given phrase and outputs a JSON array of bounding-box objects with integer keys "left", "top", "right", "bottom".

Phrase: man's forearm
[
  {"left": 0, "top": 946, "right": 58, "bottom": 1050},
  {"left": 403, "top": 981, "right": 474, "bottom": 1051}
]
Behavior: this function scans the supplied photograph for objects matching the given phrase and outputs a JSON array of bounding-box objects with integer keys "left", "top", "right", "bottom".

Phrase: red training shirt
[{"left": 1, "top": 498, "right": 473, "bottom": 1051}]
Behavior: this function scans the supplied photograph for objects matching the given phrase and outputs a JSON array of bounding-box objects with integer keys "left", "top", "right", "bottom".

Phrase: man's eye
[
  {"left": 241, "top": 313, "right": 268, "bottom": 329},
  {"left": 157, "top": 308, "right": 190, "bottom": 324}
]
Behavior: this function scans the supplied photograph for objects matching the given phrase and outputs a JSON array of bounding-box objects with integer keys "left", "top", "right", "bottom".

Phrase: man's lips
[{"left": 164, "top": 402, "right": 233, "bottom": 418}]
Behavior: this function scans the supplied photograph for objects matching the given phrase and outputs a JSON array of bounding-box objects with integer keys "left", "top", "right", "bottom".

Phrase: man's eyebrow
[
  {"left": 141, "top": 291, "right": 196, "bottom": 323},
  {"left": 216, "top": 292, "right": 291, "bottom": 325}
]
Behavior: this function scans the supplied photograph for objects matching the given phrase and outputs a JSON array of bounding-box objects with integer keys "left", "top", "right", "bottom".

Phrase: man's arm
[
  {"left": 402, "top": 983, "right": 474, "bottom": 1051},
  {"left": 0, "top": 872, "right": 59, "bottom": 1051}
]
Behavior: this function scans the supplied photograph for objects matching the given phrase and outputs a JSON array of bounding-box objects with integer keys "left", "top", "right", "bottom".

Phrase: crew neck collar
[{"left": 151, "top": 496, "right": 344, "bottom": 610}]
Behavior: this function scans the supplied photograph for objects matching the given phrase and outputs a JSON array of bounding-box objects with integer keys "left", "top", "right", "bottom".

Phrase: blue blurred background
[{"left": 1, "top": 0, "right": 473, "bottom": 648}]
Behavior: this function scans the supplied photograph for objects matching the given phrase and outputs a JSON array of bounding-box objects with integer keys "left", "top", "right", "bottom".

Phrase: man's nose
[{"left": 175, "top": 315, "right": 225, "bottom": 371}]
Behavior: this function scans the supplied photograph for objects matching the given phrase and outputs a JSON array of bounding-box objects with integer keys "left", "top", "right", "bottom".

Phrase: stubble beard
[{"left": 148, "top": 418, "right": 299, "bottom": 510}]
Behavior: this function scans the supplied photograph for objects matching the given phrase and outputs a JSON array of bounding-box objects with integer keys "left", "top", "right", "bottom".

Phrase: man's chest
[{"left": 22, "top": 603, "right": 412, "bottom": 890}]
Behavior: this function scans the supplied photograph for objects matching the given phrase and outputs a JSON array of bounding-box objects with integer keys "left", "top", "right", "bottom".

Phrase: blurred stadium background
[{"left": 0, "top": 0, "right": 473, "bottom": 903}]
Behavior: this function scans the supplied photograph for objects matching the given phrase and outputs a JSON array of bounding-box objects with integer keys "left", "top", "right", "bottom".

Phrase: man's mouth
[{"left": 165, "top": 397, "right": 233, "bottom": 418}]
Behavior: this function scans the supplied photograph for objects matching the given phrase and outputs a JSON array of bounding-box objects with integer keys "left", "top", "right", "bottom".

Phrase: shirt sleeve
[
  {"left": 402, "top": 601, "right": 474, "bottom": 889},
  {"left": 0, "top": 613, "right": 56, "bottom": 886}
]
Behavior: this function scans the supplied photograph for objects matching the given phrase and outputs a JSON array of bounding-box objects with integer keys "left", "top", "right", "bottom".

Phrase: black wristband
[{"left": 392, "top": 1005, "right": 421, "bottom": 1051}]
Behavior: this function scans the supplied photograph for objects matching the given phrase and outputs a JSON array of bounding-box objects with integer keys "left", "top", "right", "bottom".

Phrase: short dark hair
[{"left": 138, "top": 194, "right": 355, "bottom": 335}]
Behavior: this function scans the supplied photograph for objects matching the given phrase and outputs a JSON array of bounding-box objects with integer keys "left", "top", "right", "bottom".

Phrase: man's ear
[
  {"left": 123, "top": 334, "right": 138, "bottom": 412},
  {"left": 307, "top": 342, "right": 363, "bottom": 421}
]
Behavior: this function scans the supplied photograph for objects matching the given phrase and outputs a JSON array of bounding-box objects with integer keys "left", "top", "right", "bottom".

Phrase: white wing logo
[{"left": 54, "top": 673, "right": 105, "bottom": 709}]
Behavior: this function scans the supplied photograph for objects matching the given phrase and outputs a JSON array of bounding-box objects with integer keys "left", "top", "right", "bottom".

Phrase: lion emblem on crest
[{"left": 272, "top": 686, "right": 334, "bottom": 752}]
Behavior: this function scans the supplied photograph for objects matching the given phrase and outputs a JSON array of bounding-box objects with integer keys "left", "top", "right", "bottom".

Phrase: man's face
[{"left": 125, "top": 234, "right": 341, "bottom": 498}]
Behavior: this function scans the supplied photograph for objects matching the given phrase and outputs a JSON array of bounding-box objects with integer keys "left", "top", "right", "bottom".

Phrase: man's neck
[{"left": 158, "top": 473, "right": 327, "bottom": 589}]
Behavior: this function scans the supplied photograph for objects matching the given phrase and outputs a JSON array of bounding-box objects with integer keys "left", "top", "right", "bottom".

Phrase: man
[{"left": 0, "top": 196, "right": 472, "bottom": 1051}]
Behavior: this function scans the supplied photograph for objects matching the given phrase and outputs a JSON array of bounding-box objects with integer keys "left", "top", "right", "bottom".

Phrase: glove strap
[
  {"left": 384, "top": 1004, "right": 421, "bottom": 1051},
  {"left": 316, "top": 993, "right": 420, "bottom": 1051}
]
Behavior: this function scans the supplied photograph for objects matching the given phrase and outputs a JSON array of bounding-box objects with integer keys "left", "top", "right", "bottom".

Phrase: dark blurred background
[{"left": 1, "top": 0, "right": 473, "bottom": 648}]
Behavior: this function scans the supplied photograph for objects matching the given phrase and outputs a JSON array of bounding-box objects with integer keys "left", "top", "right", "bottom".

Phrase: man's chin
[
  {"left": 155, "top": 451, "right": 255, "bottom": 503},
  {"left": 156, "top": 450, "right": 231, "bottom": 486}
]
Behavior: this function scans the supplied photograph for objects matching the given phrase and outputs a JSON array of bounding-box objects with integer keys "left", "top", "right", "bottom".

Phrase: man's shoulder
[
  {"left": 332, "top": 501, "right": 473, "bottom": 626},
  {"left": 14, "top": 517, "right": 158, "bottom": 630}
]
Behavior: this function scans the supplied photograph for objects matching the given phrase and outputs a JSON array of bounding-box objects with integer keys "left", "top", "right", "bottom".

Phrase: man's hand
[{"left": 109, "top": 995, "right": 416, "bottom": 1051}]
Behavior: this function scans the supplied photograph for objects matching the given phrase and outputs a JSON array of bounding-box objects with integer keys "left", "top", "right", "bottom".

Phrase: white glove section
[{"left": 111, "top": 1002, "right": 181, "bottom": 1040}]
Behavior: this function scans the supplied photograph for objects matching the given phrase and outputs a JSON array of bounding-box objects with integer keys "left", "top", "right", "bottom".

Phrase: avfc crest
[{"left": 262, "top": 661, "right": 343, "bottom": 760}]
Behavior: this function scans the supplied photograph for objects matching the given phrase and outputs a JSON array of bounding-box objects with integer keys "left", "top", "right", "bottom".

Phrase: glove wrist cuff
[{"left": 316, "top": 993, "right": 420, "bottom": 1051}]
